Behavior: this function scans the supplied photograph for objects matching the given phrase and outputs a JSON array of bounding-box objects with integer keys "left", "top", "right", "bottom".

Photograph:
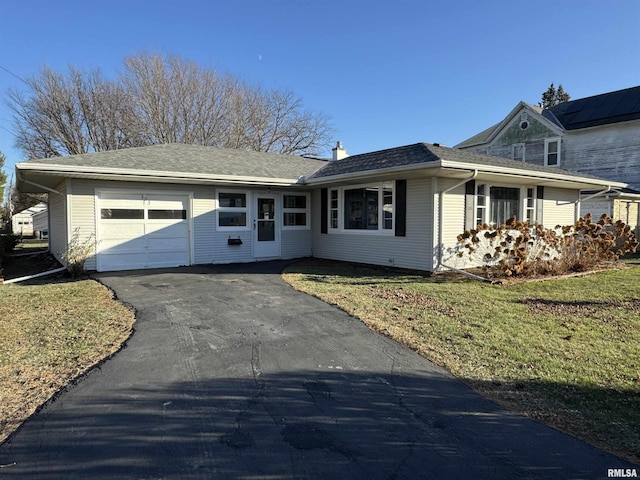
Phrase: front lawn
[
  {"left": 0, "top": 278, "right": 135, "bottom": 443},
  {"left": 283, "top": 259, "right": 640, "bottom": 464}
]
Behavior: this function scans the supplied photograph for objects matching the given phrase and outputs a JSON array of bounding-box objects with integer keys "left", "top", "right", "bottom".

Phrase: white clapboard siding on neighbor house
[{"left": 564, "top": 120, "right": 640, "bottom": 190}]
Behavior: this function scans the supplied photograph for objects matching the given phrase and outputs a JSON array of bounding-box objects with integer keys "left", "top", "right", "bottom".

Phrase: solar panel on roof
[
  {"left": 612, "top": 93, "right": 636, "bottom": 116},
  {"left": 572, "top": 107, "right": 598, "bottom": 123}
]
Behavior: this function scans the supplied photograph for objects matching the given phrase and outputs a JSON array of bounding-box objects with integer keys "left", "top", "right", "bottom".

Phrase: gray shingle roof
[
  {"left": 453, "top": 123, "right": 499, "bottom": 148},
  {"left": 21, "top": 143, "right": 327, "bottom": 181},
  {"left": 308, "top": 142, "right": 606, "bottom": 181},
  {"left": 19, "top": 141, "right": 620, "bottom": 189}
]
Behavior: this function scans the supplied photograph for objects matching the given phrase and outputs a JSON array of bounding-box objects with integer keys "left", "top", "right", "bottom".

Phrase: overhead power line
[{"left": 0, "top": 65, "right": 27, "bottom": 84}]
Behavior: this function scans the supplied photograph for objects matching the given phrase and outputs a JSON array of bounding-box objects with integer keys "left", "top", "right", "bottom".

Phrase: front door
[{"left": 254, "top": 195, "right": 280, "bottom": 258}]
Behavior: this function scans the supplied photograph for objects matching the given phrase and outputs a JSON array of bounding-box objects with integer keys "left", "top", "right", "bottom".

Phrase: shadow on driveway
[{"left": 0, "top": 262, "right": 634, "bottom": 479}]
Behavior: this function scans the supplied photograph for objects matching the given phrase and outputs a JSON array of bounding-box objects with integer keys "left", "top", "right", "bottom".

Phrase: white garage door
[{"left": 97, "top": 192, "right": 191, "bottom": 272}]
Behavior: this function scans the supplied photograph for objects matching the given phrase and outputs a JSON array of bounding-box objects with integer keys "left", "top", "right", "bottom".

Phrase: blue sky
[{"left": 1, "top": 0, "right": 639, "bottom": 188}]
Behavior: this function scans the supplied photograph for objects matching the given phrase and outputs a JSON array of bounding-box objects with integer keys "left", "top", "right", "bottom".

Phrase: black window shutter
[
  {"left": 395, "top": 180, "right": 407, "bottom": 237},
  {"left": 536, "top": 186, "right": 544, "bottom": 224},
  {"left": 320, "top": 188, "right": 328, "bottom": 234},
  {"left": 464, "top": 180, "right": 476, "bottom": 230}
]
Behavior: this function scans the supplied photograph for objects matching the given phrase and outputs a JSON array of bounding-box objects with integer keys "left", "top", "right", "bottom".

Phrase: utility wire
[{"left": 0, "top": 65, "right": 27, "bottom": 84}]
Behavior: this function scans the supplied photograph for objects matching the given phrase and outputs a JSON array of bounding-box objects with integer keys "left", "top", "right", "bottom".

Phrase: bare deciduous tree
[{"left": 6, "top": 53, "right": 333, "bottom": 159}]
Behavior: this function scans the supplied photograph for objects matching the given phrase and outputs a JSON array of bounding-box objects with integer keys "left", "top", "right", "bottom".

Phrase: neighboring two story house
[{"left": 455, "top": 86, "right": 640, "bottom": 233}]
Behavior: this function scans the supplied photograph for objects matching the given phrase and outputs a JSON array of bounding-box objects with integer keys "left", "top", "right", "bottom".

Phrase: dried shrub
[
  {"left": 60, "top": 228, "right": 95, "bottom": 277},
  {"left": 456, "top": 214, "right": 638, "bottom": 278}
]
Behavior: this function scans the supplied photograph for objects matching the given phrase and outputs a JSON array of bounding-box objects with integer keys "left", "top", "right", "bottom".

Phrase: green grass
[
  {"left": 14, "top": 238, "right": 49, "bottom": 251},
  {"left": 0, "top": 279, "right": 134, "bottom": 443},
  {"left": 283, "top": 259, "right": 640, "bottom": 464}
]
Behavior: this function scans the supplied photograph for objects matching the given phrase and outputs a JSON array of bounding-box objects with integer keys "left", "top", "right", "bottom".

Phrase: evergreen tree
[{"left": 539, "top": 83, "right": 571, "bottom": 109}]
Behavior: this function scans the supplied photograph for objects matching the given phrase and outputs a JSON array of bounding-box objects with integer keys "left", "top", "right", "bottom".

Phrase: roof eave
[
  {"left": 306, "top": 159, "right": 627, "bottom": 190},
  {"left": 439, "top": 160, "right": 628, "bottom": 189},
  {"left": 304, "top": 161, "right": 443, "bottom": 185},
  {"left": 16, "top": 163, "right": 302, "bottom": 188}
]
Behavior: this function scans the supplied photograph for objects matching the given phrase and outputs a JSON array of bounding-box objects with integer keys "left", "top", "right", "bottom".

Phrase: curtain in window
[
  {"left": 490, "top": 187, "right": 519, "bottom": 226},
  {"left": 344, "top": 188, "right": 378, "bottom": 230}
]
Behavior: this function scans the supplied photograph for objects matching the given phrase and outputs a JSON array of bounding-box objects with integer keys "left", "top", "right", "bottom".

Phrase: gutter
[
  {"left": 17, "top": 164, "right": 302, "bottom": 187},
  {"left": 435, "top": 169, "right": 495, "bottom": 283},
  {"left": 439, "top": 160, "right": 627, "bottom": 189}
]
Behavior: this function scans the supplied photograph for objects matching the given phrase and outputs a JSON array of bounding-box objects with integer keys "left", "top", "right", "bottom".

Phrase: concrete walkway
[{"left": 0, "top": 262, "right": 634, "bottom": 479}]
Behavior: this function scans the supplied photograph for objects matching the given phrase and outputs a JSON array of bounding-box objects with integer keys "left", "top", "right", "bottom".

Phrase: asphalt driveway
[{"left": 0, "top": 261, "right": 634, "bottom": 479}]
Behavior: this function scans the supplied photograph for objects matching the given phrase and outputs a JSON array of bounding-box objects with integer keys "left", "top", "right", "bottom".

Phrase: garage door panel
[
  {"left": 98, "top": 253, "right": 148, "bottom": 271},
  {"left": 100, "top": 194, "right": 145, "bottom": 208},
  {"left": 146, "top": 251, "right": 190, "bottom": 268},
  {"left": 101, "top": 223, "right": 146, "bottom": 237},
  {"left": 145, "top": 236, "right": 189, "bottom": 252},
  {"left": 145, "top": 222, "right": 188, "bottom": 235},
  {"left": 101, "top": 238, "right": 147, "bottom": 252},
  {"left": 97, "top": 192, "right": 191, "bottom": 272},
  {"left": 146, "top": 197, "right": 188, "bottom": 209}
]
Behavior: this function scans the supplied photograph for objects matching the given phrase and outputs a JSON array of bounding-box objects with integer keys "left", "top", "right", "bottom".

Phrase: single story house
[
  {"left": 11, "top": 202, "right": 47, "bottom": 237},
  {"left": 15, "top": 142, "right": 627, "bottom": 273}
]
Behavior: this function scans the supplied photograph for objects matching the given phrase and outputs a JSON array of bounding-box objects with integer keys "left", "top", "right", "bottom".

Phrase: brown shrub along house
[{"left": 15, "top": 142, "right": 627, "bottom": 273}]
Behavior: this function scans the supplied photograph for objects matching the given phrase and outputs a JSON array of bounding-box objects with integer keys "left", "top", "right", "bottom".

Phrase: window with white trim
[
  {"left": 512, "top": 143, "right": 525, "bottom": 162},
  {"left": 544, "top": 138, "right": 560, "bottom": 166},
  {"left": 282, "top": 194, "right": 309, "bottom": 229},
  {"left": 475, "top": 184, "right": 536, "bottom": 227},
  {"left": 476, "top": 184, "right": 487, "bottom": 226},
  {"left": 329, "top": 190, "right": 339, "bottom": 229},
  {"left": 217, "top": 192, "right": 249, "bottom": 230},
  {"left": 525, "top": 187, "right": 536, "bottom": 225},
  {"left": 329, "top": 182, "right": 394, "bottom": 233}
]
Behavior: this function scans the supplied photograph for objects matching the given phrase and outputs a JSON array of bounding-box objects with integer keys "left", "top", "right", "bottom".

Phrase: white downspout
[
  {"left": 576, "top": 186, "right": 613, "bottom": 221},
  {"left": 436, "top": 170, "right": 493, "bottom": 283}
]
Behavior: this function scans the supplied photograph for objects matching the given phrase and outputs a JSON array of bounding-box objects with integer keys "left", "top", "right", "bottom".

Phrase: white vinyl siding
[
  {"left": 191, "top": 190, "right": 218, "bottom": 264},
  {"left": 281, "top": 229, "right": 313, "bottom": 259},
  {"left": 542, "top": 187, "right": 579, "bottom": 227},
  {"left": 47, "top": 180, "right": 68, "bottom": 265},
  {"left": 438, "top": 178, "right": 466, "bottom": 270},
  {"left": 312, "top": 178, "right": 433, "bottom": 271}
]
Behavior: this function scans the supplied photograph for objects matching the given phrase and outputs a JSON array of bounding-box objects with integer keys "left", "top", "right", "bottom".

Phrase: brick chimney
[{"left": 332, "top": 141, "right": 348, "bottom": 161}]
